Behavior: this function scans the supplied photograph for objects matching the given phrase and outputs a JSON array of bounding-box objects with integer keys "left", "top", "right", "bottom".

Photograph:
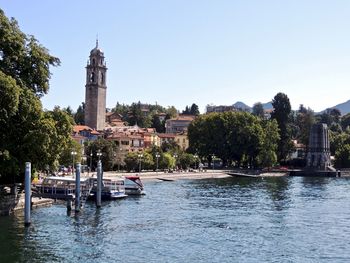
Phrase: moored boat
[
  {"left": 35, "top": 176, "right": 92, "bottom": 200},
  {"left": 125, "top": 176, "right": 145, "bottom": 195},
  {"left": 89, "top": 177, "right": 128, "bottom": 200}
]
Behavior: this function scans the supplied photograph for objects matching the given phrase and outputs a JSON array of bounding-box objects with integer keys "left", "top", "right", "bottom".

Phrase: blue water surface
[{"left": 1, "top": 176, "right": 350, "bottom": 263}]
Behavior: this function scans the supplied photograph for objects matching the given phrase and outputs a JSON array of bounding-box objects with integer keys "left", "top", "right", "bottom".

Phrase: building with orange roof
[
  {"left": 158, "top": 133, "right": 176, "bottom": 145},
  {"left": 72, "top": 125, "right": 101, "bottom": 141},
  {"left": 105, "top": 111, "right": 125, "bottom": 127},
  {"left": 165, "top": 114, "right": 196, "bottom": 133}
]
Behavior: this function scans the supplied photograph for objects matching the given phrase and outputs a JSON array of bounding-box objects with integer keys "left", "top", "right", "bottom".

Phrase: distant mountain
[
  {"left": 233, "top": 101, "right": 251, "bottom": 111},
  {"left": 261, "top": 102, "right": 273, "bottom": 110},
  {"left": 233, "top": 101, "right": 273, "bottom": 112},
  {"left": 325, "top": 100, "right": 350, "bottom": 115}
]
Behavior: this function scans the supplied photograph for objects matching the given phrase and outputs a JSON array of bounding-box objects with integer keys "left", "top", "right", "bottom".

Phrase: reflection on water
[{"left": 1, "top": 176, "right": 350, "bottom": 262}]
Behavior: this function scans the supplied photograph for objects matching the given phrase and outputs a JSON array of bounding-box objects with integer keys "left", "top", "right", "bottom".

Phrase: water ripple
[{"left": 1, "top": 176, "right": 350, "bottom": 262}]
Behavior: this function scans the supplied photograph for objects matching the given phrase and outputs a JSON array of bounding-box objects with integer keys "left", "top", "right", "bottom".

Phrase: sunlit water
[{"left": 1, "top": 176, "right": 350, "bottom": 262}]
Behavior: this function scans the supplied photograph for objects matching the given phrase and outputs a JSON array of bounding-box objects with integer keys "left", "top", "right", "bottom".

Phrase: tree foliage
[
  {"left": 85, "top": 138, "right": 117, "bottom": 171},
  {"left": 252, "top": 102, "right": 264, "bottom": 118},
  {"left": 0, "top": 9, "right": 64, "bottom": 183},
  {"left": 183, "top": 103, "right": 200, "bottom": 115},
  {"left": 188, "top": 111, "right": 279, "bottom": 168},
  {"left": 0, "top": 9, "right": 60, "bottom": 96},
  {"left": 111, "top": 101, "right": 178, "bottom": 129},
  {"left": 74, "top": 102, "right": 85, "bottom": 125},
  {"left": 271, "top": 92, "right": 293, "bottom": 162}
]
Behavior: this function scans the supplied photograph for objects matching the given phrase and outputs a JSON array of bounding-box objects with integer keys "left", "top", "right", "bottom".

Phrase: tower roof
[{"left": 90, "top": 39, "right": 103, "bottom": 55}]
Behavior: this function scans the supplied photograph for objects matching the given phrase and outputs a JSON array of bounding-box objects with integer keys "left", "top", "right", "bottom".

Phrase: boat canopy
[{"left": 125, "top": 176, "right": 143, "bottom": 187}]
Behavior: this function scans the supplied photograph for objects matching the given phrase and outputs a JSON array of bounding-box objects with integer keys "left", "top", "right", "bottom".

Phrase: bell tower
[{"left": 84, "top": 40, "right": 107, "bottom": 130}]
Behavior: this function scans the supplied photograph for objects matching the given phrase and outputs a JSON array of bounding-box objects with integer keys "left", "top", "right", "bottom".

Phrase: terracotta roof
[
  {"left": 158, "top": 133, "right": 176, "bottom": 138},
  {"left": 168, "top": 115, "right": 195, "bottom": 121},
  {"left": 73, "top": 125, "right": 92, "bottom": 133},
  {"left": 90, "top": 129, "right": 100, "bottom": 135}
]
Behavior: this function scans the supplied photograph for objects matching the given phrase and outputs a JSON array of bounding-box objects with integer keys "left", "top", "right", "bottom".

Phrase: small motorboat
[
  {"left": 227, "top": 172, "right": 261, "bottom": 178},
  {"left": 90, "top": 177, "right": 128, "bottom": 200},
  {"left": 125, "top": 176, "right": 146, "bottom": 195}
]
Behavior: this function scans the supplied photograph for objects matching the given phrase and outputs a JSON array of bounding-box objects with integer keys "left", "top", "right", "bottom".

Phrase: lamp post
[
  {"left": 138, "top": 153, "right": 143, "bottom": 173},
  {"left": 97, "top": 150, "right": 102, "bottom": 173},
  {"left": 155, "top": 152, "right": 160, "bottom": 174},
  {"left": 194, "top": 154, "right": 198, "bottom": 170},
  {"left": 212, "top": 154, "right": 215, "bottom": 172},
  {"left": 112, "top": 152, "right": 116, "bottom": 172},
  {"left": 117, "top": 147, "right": 123, "bottom": 173},
  {"left": 173, "top": 154, "right": 178, "bottom": 171},
  {"left": 71, "top": 151, "right": 77, "bottom": 175},
  {"left": 89, "top": 152, "right": 93, "bottom": 174}
]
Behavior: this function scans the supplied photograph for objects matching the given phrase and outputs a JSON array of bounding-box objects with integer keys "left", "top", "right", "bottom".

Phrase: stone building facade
[{"left": 84, "top": 40, "right": 107, "bottom": 130}]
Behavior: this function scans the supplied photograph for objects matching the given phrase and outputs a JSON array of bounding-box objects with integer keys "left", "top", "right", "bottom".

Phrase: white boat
[
  {"left": 90, "top": 177, "right": 128, "bottom": 200},
  {"left": 35, "top": 176, "right": 92, "bottom": 200},
  {"left": 125, "top": 176, "right": 145, "bottom": 195}
]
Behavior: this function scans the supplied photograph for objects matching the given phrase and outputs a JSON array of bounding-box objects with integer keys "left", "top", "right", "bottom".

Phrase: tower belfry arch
[{"left": 84, "top": 40, "right": 107, "bottom": 130}]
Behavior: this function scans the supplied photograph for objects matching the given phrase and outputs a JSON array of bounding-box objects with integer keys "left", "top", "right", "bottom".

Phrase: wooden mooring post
[
  {"left": 75, "top": 163, "right": 81, "bottom": 213},
  {"left": 96, "top": 160, "right": 102, "bottom": 208},
  {"left": 24, "top": 162, "right": 31, "bottom": 226}
]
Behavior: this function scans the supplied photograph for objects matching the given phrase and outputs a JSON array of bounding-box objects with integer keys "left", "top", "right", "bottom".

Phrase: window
[{"left": 90, "top": 72, "right": 95, "bottom": 82}]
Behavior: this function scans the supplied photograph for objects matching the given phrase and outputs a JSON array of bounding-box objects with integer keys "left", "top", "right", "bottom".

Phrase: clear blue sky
[{"left": 1, "top": 0, "right": 350, "bottom": 113}]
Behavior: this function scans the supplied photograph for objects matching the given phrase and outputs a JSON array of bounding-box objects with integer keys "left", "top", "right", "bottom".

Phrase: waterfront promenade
[{"left": 101, "top": 169, "right": 287, "bottom": 181}]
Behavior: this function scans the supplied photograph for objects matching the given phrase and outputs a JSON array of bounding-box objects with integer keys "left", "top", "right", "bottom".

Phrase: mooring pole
[
  {"left": 96, "top": 160, "right": 102, "bottom": 208},
  {"left": 75, "top": 163, "right": 81, "bottom": 212},
  {"left": 24, "top": 162, "right": 31, "bottom": 226}
]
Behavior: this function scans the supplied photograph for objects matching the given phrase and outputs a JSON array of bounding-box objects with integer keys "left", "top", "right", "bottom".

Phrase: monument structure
[
  {"left": 84, "top": 40, "right": 107, "bottom": 130},
  {"left": 290, "top": 123, "right": 338, "bottom": 176},
  {"left": 306, "top": 123, "right": 332, "bottom": 170}
]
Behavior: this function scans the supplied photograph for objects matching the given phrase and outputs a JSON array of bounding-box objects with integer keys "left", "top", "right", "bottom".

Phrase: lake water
[{"left": 1, "top": 176, "right": 350, "bottom": 262}]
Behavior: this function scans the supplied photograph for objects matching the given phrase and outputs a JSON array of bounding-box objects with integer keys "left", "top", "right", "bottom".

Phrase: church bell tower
[{"left": 84, "top": 40, "right": 107, "bottom": 130}]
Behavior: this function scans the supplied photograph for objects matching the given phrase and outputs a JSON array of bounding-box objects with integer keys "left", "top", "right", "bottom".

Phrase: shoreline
[{"left": 102, "top": 170, "right": 287, "bottom": 182}]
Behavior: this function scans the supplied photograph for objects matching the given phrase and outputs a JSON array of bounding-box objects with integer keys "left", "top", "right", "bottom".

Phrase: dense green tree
[
  {"left": 295, "top": 107, "right": 315, "bottom": 145},
  {"left": 165, "top": 106, "right": 178, "bottom": 118},
  {"left": 335, "top": 144, "right": 350, "bottom": 168},
  {"left": 62, "top": 106, "right": 74, "bottom": 118},
  {"left": 113, "top": 102, "right": 129, "bottom": 117},
  {"left": 59, "top": 139, "right": 82, "bottom": 169},
  {"left": 161, "top": 140, "right": 180, "bottom": 152},
  {"left": 190, "top": 103, "right": 200, "bottom": 115},
  {"left": 316, "top": 108, "right": 341, "bottom": 130},
  {"left": 0, "top": 9, "right": 62, "bottom": 183},
  {"left": 252, "top": 102, "right": 265, "bottom": 118},
  {"left": 85, "top": 138, "right": 117, "bottom": 171},
  {"left": 330, "top": 130, "right": 350, "bottom": 156},
  {"left": 271, "top": 92, "right": 293, "bottom": 162},
  {"left": 188, "top": 111, "right": 269, "bottom": 168},
  {"left": 124, "top": 152, "right": 139, "bottom": 172},
  {"left": 151, "top": 114, "right": 164, "bottom": 133},
  {"left": 178, "top": 153, "right": 196, "bottom": 169},
  {"left": 182, "top": 105, "right": 190, "bottom": 114},
  {"left": 141, "top": 152, "right": 154, "bottom": 171},
  {"left": 341, "top": 113, "right": 350, "bottom": 130},
  {"left": 74, "top": 102, "right": 85, "bottom": 125},
  {"left": 258, "top": 120, "right": 280, "bottom": 167},
  {"left": 127, "top": 102, "right": 152, "bottom": 128},
  {"left": 0, "top": 9, "right": 60, "bottom": 96},
  {"left": 161, "top": 153, "right": 175, "bottom": 169},
  {"left": 182, "top": 103, "right": 200, "bottom": 115}
]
